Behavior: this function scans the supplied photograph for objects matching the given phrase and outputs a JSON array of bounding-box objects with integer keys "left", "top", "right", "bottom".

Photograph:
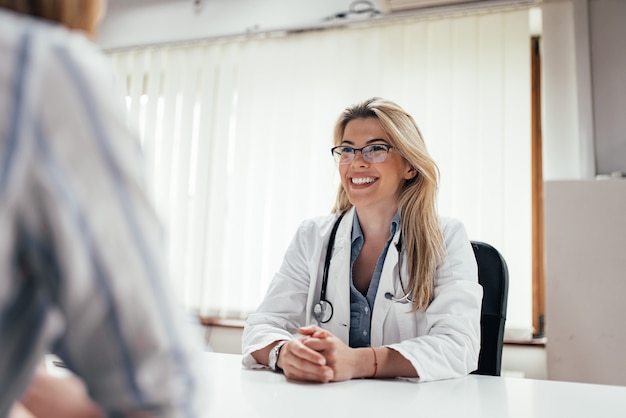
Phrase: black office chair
[{"left": 470, "top": 241, "right": 509, "bottom": 376}]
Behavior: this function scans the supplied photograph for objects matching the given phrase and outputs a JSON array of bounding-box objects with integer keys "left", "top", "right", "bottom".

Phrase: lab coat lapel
[
  {"left": 371, "top": 230, "right": 403, "bottom": 346},
  {"left": 323, "top": 208, "right": 355, "bottom": 344}
]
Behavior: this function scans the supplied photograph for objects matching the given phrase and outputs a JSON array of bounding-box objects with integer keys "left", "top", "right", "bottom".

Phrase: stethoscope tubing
[
  {"left": 314, "top": 211, "right": 346, "bottom": 323},
  {"left": 320, "top": 211, "right": 346, "bottom": 302}
]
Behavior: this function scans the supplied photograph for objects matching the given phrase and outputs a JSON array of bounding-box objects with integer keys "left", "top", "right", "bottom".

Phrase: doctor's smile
[{"left": 350, "top": 176, "right": 378, "bottom": 186}]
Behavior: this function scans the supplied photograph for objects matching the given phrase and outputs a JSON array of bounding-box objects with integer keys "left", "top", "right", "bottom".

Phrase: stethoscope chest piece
[{"left": 313, "top": 299, "right": 333, "bottom": 323}]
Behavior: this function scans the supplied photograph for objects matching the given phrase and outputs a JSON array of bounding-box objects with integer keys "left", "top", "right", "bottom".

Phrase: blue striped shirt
[{"left": 0, "top": 9, "right": 206, "bottom": 417}]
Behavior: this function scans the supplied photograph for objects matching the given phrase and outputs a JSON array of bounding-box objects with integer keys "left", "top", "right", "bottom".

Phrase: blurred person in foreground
[{"left": 0, "top": 0, "right": 208, "bottom": 416}]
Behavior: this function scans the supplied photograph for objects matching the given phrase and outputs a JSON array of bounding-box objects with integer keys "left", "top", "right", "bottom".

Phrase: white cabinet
[{"left": 544, "top": 180, "right": 626, "bottom": 385}]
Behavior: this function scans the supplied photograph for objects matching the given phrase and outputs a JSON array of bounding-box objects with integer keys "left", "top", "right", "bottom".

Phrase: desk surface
[{"left": 203, "top": 352, "right": 626, "bottom": 418}]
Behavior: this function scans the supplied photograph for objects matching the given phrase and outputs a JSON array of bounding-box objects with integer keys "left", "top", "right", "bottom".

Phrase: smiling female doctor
[{"left": 242, "top": 97, "right": 483, "bottom": 383}]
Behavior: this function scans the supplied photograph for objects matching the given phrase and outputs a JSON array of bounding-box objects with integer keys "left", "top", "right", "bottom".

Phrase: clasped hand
[{"left": 276, "top": 325, "right": 364, "bottom": 383}]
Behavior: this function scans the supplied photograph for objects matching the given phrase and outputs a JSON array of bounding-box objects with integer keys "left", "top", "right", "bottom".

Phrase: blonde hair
[
  {"left": 332, "top": 97, "right": 445, "bottom": 311},
  {"left": 0, "top": 0, "right": 103, "bottom": 36}
]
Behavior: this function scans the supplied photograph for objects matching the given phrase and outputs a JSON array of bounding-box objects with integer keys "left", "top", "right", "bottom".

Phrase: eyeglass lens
[{"left": 333, "top": 144, "right": 390, "bottom": 164}]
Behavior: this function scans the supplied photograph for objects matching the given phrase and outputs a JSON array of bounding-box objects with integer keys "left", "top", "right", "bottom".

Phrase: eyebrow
[{"left": 340, "top": 138, "right": 389, "bottom": 145}]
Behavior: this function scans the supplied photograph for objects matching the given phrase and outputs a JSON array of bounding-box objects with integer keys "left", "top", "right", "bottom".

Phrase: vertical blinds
[{"left": 109, "top": 9, "right": 531, "bottom": 334}]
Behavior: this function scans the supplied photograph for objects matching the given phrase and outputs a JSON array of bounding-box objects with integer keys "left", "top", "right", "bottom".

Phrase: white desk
[{"left": 203, "top": 352, "right": 626, "bottom": 418}]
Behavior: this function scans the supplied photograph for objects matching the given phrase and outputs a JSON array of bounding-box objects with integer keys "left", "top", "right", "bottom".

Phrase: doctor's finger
[
  {"left": 298, "top": 325, "right": 325, "bottom": 337},
  {"left": 285, "top": 338, "right": 327, "bottom": 365},
  {"left": 300, "top": 326, "right": 335, "bottom": 342},
  {"left": 310, "top": 329, "right": 332, "bottom": 339},
  {"left": 302, "top": 336, "right": 339, "bottom": 353},
  {"left": 282, "top": 361, "right": 334, "bottom": 383}
]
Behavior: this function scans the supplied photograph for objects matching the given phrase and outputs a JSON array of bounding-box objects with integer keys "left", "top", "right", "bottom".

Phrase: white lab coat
[{"left": 242, "top": 207, "right": 483, "bottom": 382}]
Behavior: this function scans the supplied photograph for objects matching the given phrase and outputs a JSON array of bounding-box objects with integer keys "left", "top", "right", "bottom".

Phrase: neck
[{"left": 354, "top": 205, "right": 398, "bottom": 240}]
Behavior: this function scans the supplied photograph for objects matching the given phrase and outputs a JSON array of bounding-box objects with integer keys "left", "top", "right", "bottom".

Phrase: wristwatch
[{"left": 268, "top": 340, "right": 288, "bottom": 372}]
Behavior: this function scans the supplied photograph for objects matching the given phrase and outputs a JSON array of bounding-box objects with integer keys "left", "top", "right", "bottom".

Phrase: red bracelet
[{"left": 370, "top": 347, "right": 378, "bottom": 378}]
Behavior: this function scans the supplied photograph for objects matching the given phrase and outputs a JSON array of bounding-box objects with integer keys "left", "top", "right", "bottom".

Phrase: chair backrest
[{"left": 470, "top": 241, "right": 509, "bottom": 376}]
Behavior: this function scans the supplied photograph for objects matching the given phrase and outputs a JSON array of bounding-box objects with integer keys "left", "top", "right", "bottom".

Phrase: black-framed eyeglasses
[{"left": 330, "top": 144, "right": 394, "bottom": 165}]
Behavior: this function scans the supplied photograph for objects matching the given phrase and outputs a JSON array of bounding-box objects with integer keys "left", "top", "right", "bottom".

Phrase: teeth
[{"left": 352, "top": 177, "right": 376, "bottom": 185}]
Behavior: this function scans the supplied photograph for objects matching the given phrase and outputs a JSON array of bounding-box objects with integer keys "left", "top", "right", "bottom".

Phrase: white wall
[
  {"left": 541, "top": 0, "right": 626, "bottom": 179},
  {"left": 541, "top": 0, "right": 593, "bottom": 180},
  {"left": 98, "top": 0, "right": 382, "bottom": 50},
  {"left": 589, "top": 0, "right": 626, "bottom": 176}
]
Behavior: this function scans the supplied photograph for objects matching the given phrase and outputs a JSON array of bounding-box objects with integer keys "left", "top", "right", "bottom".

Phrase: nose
[{"left": 350, "top": 149, "right": 369, "bottom": 166}]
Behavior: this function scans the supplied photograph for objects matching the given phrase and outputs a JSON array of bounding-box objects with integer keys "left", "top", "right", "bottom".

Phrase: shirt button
[
  {"left": 364, "top": 306, "right": 369, "bottom": 314},
  {"left": 363, "top": 330, "right": 368, "bottom": 336}
]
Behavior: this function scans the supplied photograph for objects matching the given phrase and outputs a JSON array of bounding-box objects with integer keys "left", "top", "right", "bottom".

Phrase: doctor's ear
[{"left": 404, "top": 166, "right": 418, "bottom": 180}]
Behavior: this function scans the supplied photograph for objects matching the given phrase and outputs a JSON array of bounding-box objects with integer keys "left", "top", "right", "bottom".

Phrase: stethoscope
[{"left": 313, "top": 211, "right": 412, "bottom": 324}]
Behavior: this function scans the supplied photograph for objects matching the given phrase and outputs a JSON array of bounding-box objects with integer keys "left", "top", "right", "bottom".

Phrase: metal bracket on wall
[{"left": 193, "top": 0, "right": 204, "bottom": 14}]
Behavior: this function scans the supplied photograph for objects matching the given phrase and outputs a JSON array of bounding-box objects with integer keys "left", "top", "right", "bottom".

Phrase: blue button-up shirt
[{"left": 349, "top": 211, "right": 400, "bottom": 348}]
